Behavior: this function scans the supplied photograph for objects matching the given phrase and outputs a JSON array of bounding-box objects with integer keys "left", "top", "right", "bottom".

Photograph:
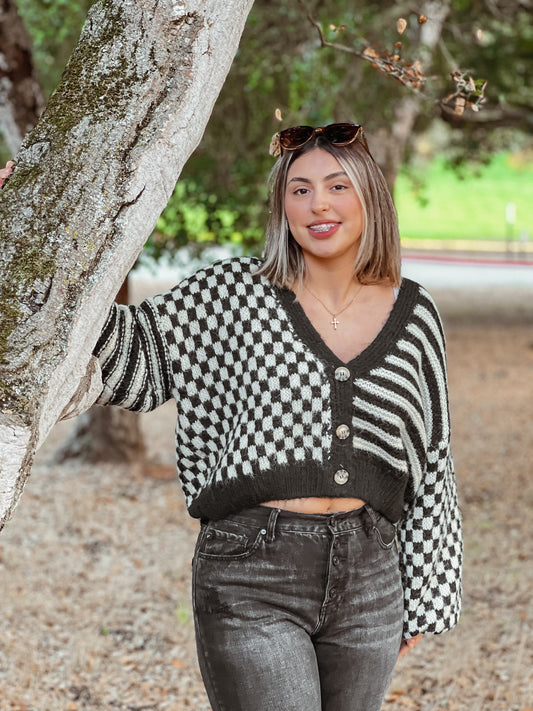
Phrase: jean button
[{"left": 332, "top": 555, "right": 340, "bottom": 565}]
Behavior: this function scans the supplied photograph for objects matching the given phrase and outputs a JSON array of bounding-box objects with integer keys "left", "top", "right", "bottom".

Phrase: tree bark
[
  {"left": 0, "top": 0, "right": 45, "bottom": 153},
  {"left": 0, "top": 0, "right": 254, "bottom": 531}
]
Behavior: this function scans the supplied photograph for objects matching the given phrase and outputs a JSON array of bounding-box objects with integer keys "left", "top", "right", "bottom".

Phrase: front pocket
[
  {"left": 372, "top": 517, "right": 398, "bottom": 550},
  {"left": 198, "top": 522, "right": 265, "bottom": 560}
]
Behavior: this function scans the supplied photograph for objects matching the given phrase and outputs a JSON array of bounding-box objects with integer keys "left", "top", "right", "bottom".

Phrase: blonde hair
[{"left": 256, "top": 137, "right": 401, "bottom": 288}]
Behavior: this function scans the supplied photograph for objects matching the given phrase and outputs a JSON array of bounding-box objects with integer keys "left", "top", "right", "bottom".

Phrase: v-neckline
[{"left": 274, "top": 277, "right": 417, "bottom": 373}]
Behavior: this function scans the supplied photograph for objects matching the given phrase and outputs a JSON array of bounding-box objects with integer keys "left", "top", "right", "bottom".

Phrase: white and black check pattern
[
  {"left": 94, "top": 256, "right": 462, "bottom": 638},
  {"left": 398, "top": 446, "right": 463, "bottom": 637},
  {"left": 151, "top": 259, "right": 330, "bottom": 498}
]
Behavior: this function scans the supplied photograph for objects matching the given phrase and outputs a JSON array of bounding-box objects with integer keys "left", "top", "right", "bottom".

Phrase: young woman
[{"left": 2, "top": 125, "right": 463, "bottom": 710}]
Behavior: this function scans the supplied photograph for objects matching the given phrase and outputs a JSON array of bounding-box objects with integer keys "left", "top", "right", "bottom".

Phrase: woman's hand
[
  {"left": 0, "top": 161, "right": 14, "bottom": 187},
  {"left": 398, "top": 633, "right": 423, "bottom": 660}
]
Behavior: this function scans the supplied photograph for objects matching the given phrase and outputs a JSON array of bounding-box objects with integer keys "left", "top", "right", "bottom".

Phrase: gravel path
[{"left": 1, "top": 283, "right": 531, "bottom": 711}]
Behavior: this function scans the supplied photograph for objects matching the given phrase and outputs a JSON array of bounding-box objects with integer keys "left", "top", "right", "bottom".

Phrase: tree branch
[
  {"left": 297, "top": 0, "right": 426, "bottom": 93},
  {"left": 440, "top": 102, "right": 533, "bottom": 131}
]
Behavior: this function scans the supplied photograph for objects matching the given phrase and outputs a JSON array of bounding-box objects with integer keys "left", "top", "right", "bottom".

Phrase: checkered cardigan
[{"left": 94, "top": 256, "right": 462, "bottom": 638}]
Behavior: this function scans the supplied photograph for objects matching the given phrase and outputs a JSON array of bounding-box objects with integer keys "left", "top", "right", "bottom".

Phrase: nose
[{"left": 311, "top": 188, "right": 329, "bottom": 213}]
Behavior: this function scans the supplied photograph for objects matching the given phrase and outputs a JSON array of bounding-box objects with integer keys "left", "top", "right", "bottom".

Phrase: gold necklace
[{"left": 304, "top": 282, "right": 364, "bottom": 330}]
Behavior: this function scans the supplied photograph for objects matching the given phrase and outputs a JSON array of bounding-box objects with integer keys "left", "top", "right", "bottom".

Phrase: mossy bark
[{"left": 0, "top": 0, "right": 254, "bottom": 530}]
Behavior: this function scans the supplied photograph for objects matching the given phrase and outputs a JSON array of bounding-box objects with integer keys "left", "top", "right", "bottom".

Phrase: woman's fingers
[
  {"left": 0, "top": 161, "right": 15, "bottom": 186},
  {"left": 398, "top": 633, "right": 423, "bottom": 660}
]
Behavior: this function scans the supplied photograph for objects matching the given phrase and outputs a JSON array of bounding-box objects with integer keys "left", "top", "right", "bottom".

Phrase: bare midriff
[{"left": 261, "top": 496, "right": 366, "bottom": 514}]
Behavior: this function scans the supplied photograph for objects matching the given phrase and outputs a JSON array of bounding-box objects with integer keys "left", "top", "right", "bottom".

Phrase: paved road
[
  {"left": 133, "top": 249, "right": 533, "bottom": 290},
  {"left": 401, "top": 254, "right": 533, "bottom": 289}
]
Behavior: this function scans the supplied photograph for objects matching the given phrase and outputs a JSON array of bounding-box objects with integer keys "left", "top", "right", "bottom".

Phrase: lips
[{"left": 307, "top": 222, "right": 340, "bottom": 237}]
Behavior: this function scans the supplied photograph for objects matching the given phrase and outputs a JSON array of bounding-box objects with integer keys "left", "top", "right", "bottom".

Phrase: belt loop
[
  {"left": 364, "top": 504, "right": 378, "bottom": 526},
  {"left": 362, "top": 503, "right": 378, "bottom": 537},
  {"left": 266, "top": 508, "right": 280, "bottom": 543}
]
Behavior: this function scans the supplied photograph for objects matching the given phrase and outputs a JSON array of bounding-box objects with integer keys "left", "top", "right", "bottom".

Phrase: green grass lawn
[{"left": 395, "top": 153, "right": 533, "bottom": 242}]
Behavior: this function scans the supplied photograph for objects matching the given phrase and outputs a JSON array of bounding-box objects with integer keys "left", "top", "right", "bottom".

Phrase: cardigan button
[
  {"left": 335, "top": 424, "right": 350, "bottom": 440},
  {"left": 334, "top": 469, "right": 349, "bottom": 485},
  {"left": 334, "top": 366, "right": 351, "bottom": 382}
]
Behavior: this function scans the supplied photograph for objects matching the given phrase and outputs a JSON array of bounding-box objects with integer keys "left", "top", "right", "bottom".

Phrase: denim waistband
[{"left": 209, "top": 504, "right": 379, "bottom": 536}]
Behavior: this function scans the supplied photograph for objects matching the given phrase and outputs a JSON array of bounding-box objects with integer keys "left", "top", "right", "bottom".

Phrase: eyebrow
[{"left": 287, "top": 170, "right": 349, "bottom": 185}]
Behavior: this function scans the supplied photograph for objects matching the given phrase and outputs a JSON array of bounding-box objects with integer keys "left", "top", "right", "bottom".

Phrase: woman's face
[{"left": 284, "top": 147, "right": 364, "bottom": 268}]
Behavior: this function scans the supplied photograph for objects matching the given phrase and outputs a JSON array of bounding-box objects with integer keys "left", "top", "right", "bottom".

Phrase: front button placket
[
  {"left": 322, "top": 515, "right": 349, "bottom": 612},
  {"left": 330, "top": 363, "right": 355, "bottom": 488}
]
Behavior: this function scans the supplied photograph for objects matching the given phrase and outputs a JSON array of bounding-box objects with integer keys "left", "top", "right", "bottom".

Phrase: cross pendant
[{"left": 331, "top": 317, "right": 340, "bottom": 330}]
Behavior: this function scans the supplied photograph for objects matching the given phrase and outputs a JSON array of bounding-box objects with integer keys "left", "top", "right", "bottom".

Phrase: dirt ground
[{"left": 0, "top": 280, "right": 532, "bottom": 711}]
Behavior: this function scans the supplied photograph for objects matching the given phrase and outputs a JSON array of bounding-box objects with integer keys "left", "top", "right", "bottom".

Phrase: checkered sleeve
[
  {"left": 396, "top": 291, "right": 463, "bottom": 638},
  {"left": 397, "top": 433, "right": 463, "bottom": 640},
  {"left": 93, "top": 300, "right": 172, "bottom": 412}
]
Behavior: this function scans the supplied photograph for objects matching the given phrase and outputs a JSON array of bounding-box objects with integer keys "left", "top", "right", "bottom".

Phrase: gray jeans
[{"left": 192, "top": 504, "right": 404, "bottom": 711}]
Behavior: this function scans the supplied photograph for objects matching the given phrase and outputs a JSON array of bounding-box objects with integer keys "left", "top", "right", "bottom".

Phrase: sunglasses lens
[
  {"left": 277, "top": 123, "right": 364, "bottom": 155},
  {"left": 279, "top": 125, "right": 315, "bottom": 150},
  {"left": 323, "top": 123, "right": 360, "bottom": 145}
]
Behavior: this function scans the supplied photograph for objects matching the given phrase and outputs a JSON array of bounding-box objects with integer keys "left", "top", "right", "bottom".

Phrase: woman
[{"left": 2, "top": 124, "right": 463, "bottom": 710}]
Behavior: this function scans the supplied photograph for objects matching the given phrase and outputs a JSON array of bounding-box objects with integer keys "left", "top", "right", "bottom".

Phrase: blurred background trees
[
  {"left": 154, "top": 0, "right": 533, "bottom": 257},
  {"left": 2, "top": 0, "right": 532, "bottom": 259},
  {"left": 0, "top": 0, "right": 533, "bottom": 258}
]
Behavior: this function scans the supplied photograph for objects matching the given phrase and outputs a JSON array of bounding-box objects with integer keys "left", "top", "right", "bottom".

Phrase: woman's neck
[{"left": 299, "top": 260, "right": 361, "bottom": 311}]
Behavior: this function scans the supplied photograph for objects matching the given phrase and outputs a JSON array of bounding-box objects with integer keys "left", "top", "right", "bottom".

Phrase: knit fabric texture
[{"left": 94, "top": 256, "right": 462, "bottom": 638}]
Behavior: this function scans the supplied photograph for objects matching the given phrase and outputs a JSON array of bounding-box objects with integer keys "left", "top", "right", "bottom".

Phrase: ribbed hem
[{"left": 187, "top": 458, "right": 408, "bottom": 523}]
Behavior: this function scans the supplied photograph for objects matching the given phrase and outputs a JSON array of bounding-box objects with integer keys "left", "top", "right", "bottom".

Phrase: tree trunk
[
  {"left": 0, "top": 0, "right": 254, "bottom": 531},
  {"left": 0, "top": 0, "right": 45, "bottom": 153},
  {"left": 54, "top": 276, "right": 148, "bottom": 464},
  {"left": 1, "top": 1, "right": 146, "bottom": 465},
  {"left": 54, "top": 405, "right": 147, "bottom": 464},
  {"left": 370, "top": 0, "right": 451, "bottom": 194}
]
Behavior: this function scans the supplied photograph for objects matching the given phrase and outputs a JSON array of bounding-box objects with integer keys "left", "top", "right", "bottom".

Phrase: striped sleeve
[{"left": 93, "top": 300, "right": 172, "bottom": 412}]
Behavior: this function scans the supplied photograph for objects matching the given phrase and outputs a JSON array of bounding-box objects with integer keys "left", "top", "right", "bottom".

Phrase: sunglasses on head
[{"left": 273, "top": 123, "right": 369, "bottom": 156}]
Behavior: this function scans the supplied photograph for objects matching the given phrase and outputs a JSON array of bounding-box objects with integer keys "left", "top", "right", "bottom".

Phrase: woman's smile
[{"left": 307, "top": 220, "right": 341, "bottom": 238}]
